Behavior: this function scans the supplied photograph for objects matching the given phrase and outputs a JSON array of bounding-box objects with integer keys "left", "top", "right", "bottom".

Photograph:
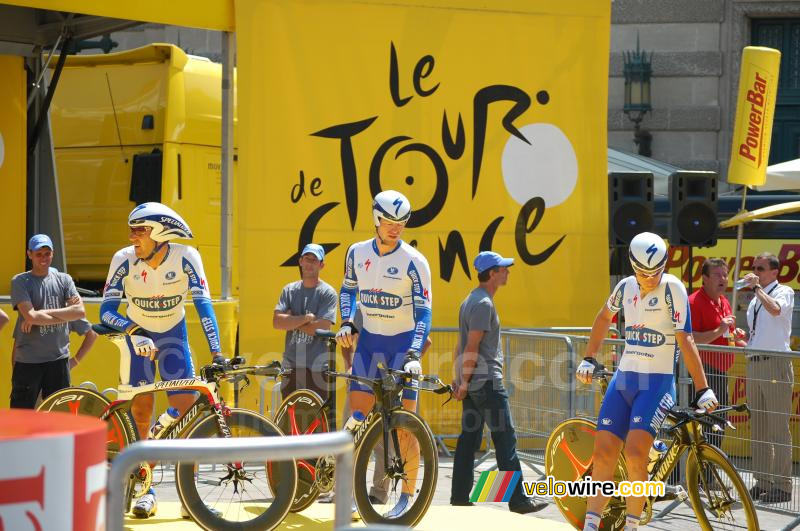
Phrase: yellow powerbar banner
[
  {"left": 235, "top": 0, "right": 611, "bottom": 361},
  {"left": 728, "top": 46, "right": 781, "bottom": 187}
]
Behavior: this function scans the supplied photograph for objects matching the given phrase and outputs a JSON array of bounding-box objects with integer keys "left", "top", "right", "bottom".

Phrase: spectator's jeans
[
  {"left": 451, "top": 379, "right": 527, "bottom": 507},
  {"left": 11, "top": 359, "right": 70, "bottom": 409}
]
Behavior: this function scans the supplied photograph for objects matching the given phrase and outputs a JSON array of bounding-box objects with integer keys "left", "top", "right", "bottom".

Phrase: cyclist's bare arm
[
  {"left": 675, "top": 331, "right": 710, "bottom": 392},
  {"left": 273, "top": 309, "right": 314, "bottom": 331},
  {"left": 585, "top": 305, "right": 615, "bottom": 358}
]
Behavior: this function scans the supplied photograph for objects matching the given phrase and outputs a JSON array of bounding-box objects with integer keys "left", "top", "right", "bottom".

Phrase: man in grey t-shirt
[
  {"left": 10, "top": 234, "right": 86, "bottom": 408},
  {"left": 273, "top": 243, "right": 337, "bottom": 400},
  {"left": 450, "top": 251, "right": 546, "bottom": 514}
]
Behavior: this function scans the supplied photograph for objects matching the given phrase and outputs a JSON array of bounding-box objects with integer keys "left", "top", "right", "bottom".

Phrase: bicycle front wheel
[
  {"left": 175, "top": 409, "right": 297, "bottom": 531},
  {"left": 685, "top": 443, "right": 759, "bottom": 531},
  {"left": 272, "top": 389, "right": 329, "bottom": 512},
  {"left": 353, "top": 409, "right": 438, "bottom": 527},
  {"left": 545, "top": 417, "right": 629, "bottom": 531}
]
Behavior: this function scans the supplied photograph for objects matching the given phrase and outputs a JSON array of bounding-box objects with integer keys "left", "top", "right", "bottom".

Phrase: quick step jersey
[
  {"left": 100, "top": 244, "right": 221, "bottom": 353},
  {"left": 606, "top": 272, "right": 691, "bottom": 375},
  {"left": 340, "top": 239, "right": 432, "bottom": 353}
]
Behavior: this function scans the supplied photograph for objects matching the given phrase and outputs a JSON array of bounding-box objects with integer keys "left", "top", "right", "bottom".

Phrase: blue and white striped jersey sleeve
[
  {"left": 100, "top": 250, "right": 133, "bottom": 332},
  {"left": 183, "top": 246, "right": 221, "bottom": 353},
  {"left": 407, "top": 253, "right": 432, "bottom": 353},
  {"left": 340, "top": 244, "right": 358, "bottom": 323},
  {"left": 665, "top": 279, "right": 691, "bottom": 333},
  {"left": 606, "top": 278, "right": 627, "bottom": 314}
]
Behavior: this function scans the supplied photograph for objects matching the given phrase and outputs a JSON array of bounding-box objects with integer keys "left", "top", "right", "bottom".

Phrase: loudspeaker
[
  {"left": 608, "top": 172, "right": 654, "bottom": 245},
  {"left": 669, "top": 171, "right": 718, "bottom": 247}
]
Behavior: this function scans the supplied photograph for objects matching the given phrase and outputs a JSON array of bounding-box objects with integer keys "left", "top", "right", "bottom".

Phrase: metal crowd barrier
[
  {"left": 484, "top": 330, "right": 800, "bottom": 528},
  {"left": 107, "top": 431, "right": 355, "bottom": 531}
]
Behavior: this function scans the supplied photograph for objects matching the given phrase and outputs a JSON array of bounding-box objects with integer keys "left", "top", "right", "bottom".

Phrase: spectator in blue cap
[
  {"left": 10, "top": 234, "right": 86, "bottom": 408},
  {"left": 273, "top": 243, "right": 338, "bottom": 402},
  {"left": 450, "top": 251, "right": 547, "bottom": 514}
]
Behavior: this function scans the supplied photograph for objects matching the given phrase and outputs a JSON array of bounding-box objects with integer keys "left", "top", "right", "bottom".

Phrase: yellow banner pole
[{"left": 731, "top": 190, "right": 746, "bottom": 313}]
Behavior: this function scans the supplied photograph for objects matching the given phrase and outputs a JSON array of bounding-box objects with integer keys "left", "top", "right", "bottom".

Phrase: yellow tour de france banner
[
  {"left": 235, "top": 0, "right": 612, "bottom": 361},
  {"left": 728, "top": 46, "right": 780, "bottom": 187},
  {"left": 0, "top": 55, "right": 26, "bottom": 295}
]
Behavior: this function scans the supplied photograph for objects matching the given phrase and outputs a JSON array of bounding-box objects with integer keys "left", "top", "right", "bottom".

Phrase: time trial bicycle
[
  {"left": 37, "top": 324, "right": 298, "bottom": 531},
  {"left": 270, "top": 330, "right": 452, "bottom": 527},
  {"left": 545, "top": 367, "right": 758, "bottom": 531}
]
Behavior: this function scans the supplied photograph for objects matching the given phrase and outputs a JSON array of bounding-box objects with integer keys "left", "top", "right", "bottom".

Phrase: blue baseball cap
[
  {"left": 28, "top": 234, "right": 54, "bottom": 251},
  {"left": 474, "top": 251, "right": 514, "bottom": 274},
  {"left": 301, "top": 243, "right": 325, "bottom": 262}
]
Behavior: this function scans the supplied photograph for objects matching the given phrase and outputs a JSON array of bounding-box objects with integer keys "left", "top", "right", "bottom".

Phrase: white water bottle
[
  {"left": 149, "top": 407, "right": 180, "bottom": 439},
  {"left": 734, "top": 278, "right": 750, "bottom": 290},
  {"left": 344, "top": 410, "right": 366, "bottom": 432}
]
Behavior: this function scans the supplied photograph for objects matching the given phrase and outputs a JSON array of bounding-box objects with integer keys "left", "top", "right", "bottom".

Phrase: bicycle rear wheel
[
  {"left": 37, "top": 387, "right": 139, "bottom": 512},
  {"left": 272, "top": 389, "right": 329, "bottom": 512},
  {"left": 685, "top": 443, "right": 759, "bottom": 531},
  {"left": 175, "top": 409, "right": 297, "bottom": 531},
  {"left": 353, "top": 409, "right": 438, "bottom": 527},
  {"left": 545, "top": 418, "right": 628, "bottom": 530}
]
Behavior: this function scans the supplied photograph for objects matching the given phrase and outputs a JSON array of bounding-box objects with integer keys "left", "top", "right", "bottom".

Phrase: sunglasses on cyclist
[
  {"left": 633, "top": 268, "right": 664, "bottom": 279},
  {"left": 129, "top": 226, "right": 150, "bottom": 235}
]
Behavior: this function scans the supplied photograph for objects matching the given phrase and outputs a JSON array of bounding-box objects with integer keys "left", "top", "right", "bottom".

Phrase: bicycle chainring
[
  {"left": 314, "top": 455, "right": 336, "bottom": 493},
  {"left": 131, "top": 463, "right": 152, "bottom": 497}
]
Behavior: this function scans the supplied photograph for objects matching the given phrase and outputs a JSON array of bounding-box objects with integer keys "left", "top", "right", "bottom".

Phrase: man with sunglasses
[
  {"left": 740, "top": 252, "right": 794, "bottom": 504},
  {"left": 575, "top": 232, "right": 717, "bottom": 531},
  {"left": 100, "top": 202, "right": 222, "bottom": 519}
]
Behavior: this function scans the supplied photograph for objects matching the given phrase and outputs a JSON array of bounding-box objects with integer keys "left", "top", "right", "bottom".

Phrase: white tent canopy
[{"left": 757, "top": 158, "right": 800, "bottom": 192}]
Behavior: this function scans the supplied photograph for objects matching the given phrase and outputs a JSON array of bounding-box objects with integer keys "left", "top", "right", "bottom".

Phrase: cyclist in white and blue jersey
[
  {"left": 335, "top": 190, "right": 432, "bottom": 518},
  {"left": 576, "top": 232, "right": 718, "bottom": 531},
  {"left": 99, "top": 202, "right": 222, "bottom": 519}
]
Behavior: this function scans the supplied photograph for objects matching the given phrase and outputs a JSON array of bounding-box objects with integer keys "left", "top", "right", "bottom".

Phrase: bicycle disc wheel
[
  {"left": 545, "top": 418, "right": 628, "bottom": 531},
  {"left": 175, "top": 409, "right": 297, "bottom": 531},
  {"left": 685, "top": 443, "right": 759, "bottom": 531},
  {"left": 272, "top": 389, "right": 329, "bottom": 512},
  {"left": 37, "top": 387, "right": 138, "bottom": 511},
  {"left": 353, "top": 409, "right": 437, "bottom": 527}
]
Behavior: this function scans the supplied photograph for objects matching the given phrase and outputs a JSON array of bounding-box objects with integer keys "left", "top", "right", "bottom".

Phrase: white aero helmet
[
  {"left": 128, "top": 202, "right": 193, "bottom": 242},
  {"left": 628, "top": 232, "right": 667, "bottom": 275},
  {"left": 372, "top": 190, "right": 412, "bottom": 226}
]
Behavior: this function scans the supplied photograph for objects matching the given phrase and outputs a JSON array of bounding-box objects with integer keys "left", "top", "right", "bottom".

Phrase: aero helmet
[
  {"left": 372, "top": 190, "right": 411, "bottom": 227},
  {"left": 628, "top": 232, "right": 667, "bottom": 275},
  {"left": 128, "top": 202, "right": 193, "bottom": 242}
]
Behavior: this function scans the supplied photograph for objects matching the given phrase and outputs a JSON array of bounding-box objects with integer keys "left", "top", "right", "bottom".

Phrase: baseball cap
[
  {"left": 474, "top": 251, "right": 514, "bottom": 274},
  {"left": 28, "top": 234, "right": 54, "bottom": 251},
  {"left": 301, "top": 243, "right": 325, "bottom": 262}
]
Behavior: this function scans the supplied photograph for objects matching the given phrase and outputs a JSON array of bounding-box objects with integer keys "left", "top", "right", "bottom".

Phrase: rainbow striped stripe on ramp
[{"left": 469, "top": 471, "right": 521, "bottom": 503}]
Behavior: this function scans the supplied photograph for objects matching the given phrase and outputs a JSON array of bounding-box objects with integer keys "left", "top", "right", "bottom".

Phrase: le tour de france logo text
[{"left": 285, "top": 42, "right": 580, "bottom": 281}]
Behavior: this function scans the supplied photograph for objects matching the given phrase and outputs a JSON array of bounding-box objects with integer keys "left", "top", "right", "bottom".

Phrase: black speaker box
[
  {"left": 669, "top": 171, "right": 718, "bottom": 247},
  {"left": 608, "top": 172, "right": 654, "bottom": 245}
]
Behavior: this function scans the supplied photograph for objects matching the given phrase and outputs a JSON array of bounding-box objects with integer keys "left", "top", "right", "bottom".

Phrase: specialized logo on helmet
[
  {"left": 625, "top": 325, "right": 666, "bottom": 347},
  {"left": 645, "top": 243, "right": 658, "bottom": 265},
  {"left": 132, "top": 295, "right": 182, "bottom": 311},
  {"left": 392, "top": 197, "right": 403, "bottom": 216},
  {"left": 359, "top": 289, "right": 403, "bottom": 310}
]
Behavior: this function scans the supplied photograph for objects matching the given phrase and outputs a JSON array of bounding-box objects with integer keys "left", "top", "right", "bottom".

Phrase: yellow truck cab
[{"left": 50, "top": 43, "right": 238, "bottom": 296}]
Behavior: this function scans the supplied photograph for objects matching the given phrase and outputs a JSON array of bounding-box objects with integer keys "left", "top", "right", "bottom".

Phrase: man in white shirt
[{"left": 741, "top": 252, "right": 795, "bottom": 504}]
